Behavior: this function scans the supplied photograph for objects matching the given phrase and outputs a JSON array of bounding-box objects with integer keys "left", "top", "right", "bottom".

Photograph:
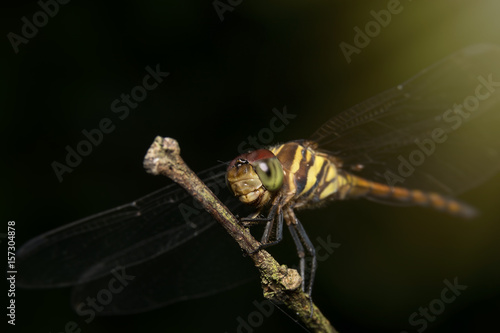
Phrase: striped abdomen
[
  {"left": 337, "top": 173, "right": 477, "bottom": 218},
  {"left": 270, "top": 141, "right": 476, "bottom": 218},
  {"left": 269, "top": 141, "right": 347, "bottom": 208}
]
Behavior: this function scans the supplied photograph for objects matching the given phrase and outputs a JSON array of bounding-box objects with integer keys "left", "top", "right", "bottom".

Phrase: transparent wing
[
  {"left": 17, "top": 163, "right": 244, "bottom": 290},
  {"left": 310, "top": 44, "right": 500, "bottom": 195},
  {"left": 70, "top": 224, "right": 255, "bottom": 314}
]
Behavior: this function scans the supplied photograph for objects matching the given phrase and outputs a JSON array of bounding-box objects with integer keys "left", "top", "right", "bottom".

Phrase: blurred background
[{"left": 3, "top": 0, "right": 500, "bottom": 332}]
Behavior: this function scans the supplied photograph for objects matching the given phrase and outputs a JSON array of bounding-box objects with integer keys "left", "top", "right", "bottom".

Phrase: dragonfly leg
[
  {"left": 243, "top": 204, "right": 285, "bottom": 254},
  {"left": 287, "top": 222, "right": 306, "bottom": 291},
  {"left": 286, "top": 210, "right": 317, "bottom": 297},
  {"left": 259, "top": 208, "right": 283, "bottom": 248},
  {"left": 240, "top": 203, "right": 278, "bottom": 226},
  {"left": 286, "top": 210, "right": 316, "bottom": 317}
]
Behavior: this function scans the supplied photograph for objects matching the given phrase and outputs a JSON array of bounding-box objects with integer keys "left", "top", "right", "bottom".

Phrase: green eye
[{"left": 254, "top": 157, "right": 284, "bottom": 192}]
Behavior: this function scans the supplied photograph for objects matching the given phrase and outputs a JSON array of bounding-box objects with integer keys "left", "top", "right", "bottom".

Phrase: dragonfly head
[{"left": 226, "top": 149, "right": 284, "bottom": 207}]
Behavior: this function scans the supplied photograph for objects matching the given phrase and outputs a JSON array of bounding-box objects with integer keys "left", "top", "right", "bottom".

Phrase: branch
[{"left": 143, "top": 136, "right": 337, "bottom": 333}]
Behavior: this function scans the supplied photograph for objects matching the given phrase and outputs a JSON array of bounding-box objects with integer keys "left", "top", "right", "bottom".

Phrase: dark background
[{"left": 3, "top": 0, "right": 500, "bottom": 332}]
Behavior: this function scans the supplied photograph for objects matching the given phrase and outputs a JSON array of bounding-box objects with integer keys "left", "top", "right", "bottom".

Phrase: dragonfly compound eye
[
  {"left": 252, "top": 156, "right": 284, "bottom": 192},
  {"left": 226, "top": 149, "right": 283, "bottom": 205}
]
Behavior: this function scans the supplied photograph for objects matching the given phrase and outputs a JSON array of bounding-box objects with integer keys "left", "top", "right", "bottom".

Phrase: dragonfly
[{"left": 18, "top": 44, "right": 500, "bottom": 316}]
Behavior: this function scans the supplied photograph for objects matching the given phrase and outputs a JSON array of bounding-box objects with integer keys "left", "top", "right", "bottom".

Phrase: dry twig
[{"left": 143, "top": 136, "right": 337, "bottom": 333}]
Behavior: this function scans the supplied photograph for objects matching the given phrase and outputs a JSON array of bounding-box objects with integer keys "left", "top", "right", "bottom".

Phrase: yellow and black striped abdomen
[
  {"left": 269, "top": 140, "right": 476, "bottom": 218},
  {"left": 269, "top": 141, "right": 344, "bottom": 208},
  {"left": 336, "top": 173, "right": 477, "bottom": 218}
]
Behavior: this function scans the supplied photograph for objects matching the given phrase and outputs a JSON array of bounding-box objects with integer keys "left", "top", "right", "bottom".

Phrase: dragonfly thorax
[{"left": 226, "top": 149, "right": 284, "bottom": 207}]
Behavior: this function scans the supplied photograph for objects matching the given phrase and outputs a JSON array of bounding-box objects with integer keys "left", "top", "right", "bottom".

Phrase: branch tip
[{"left": 143, "top": 136, "right": 337, "bottom": 333}]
